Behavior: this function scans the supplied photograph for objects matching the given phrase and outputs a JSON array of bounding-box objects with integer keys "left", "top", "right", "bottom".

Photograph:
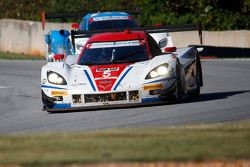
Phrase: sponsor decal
[
  {"left": 98, "top": 83, "right": 113, "bottom": 90},
  {"left": 99, "top": 80, "right": 112, "bottom": 84},
  {"left": 96, "top": 67, "right": 119, "bottom": 72},
  {"left": 93, "top": 16, "right": 129, "bottom": 21},
  {"left": 143, "top": 84, "right": 163, "bottom": 90},
  {"left": 51, "top": 90, "right": 68, "bottom": 96},
  {"left": 97, "top": 80, "right": 112, "bottom": 91},
  {"left": 90, "top": 40, "right": 140, "bottom": 49}
]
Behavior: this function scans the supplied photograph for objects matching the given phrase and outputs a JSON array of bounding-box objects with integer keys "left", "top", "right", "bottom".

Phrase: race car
[
  {"left": 75, "top": 11, "right": 139, "bottom": 54},
  {"left": 42, "top": 10, "right": 138, "bottom": 31},
  {"left": 41, "top": 29, "right": 203, "bottom": 112}
]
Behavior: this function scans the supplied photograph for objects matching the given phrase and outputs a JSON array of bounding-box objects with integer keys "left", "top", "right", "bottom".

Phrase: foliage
[
  {"left": 0, "top": 52, "right": 44, "bottom": 60},
  {"left": 0, "top": 0, "right": 249, "bottom": 30}
]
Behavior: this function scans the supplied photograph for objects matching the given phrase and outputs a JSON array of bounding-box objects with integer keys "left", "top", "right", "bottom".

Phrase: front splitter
[{"left": 43, "top": 100, "right": 175, "bottom": 113}]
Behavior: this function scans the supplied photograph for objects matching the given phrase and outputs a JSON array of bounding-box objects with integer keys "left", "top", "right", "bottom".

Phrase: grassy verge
[
  {"left": 0, "top": 121, "right": 250, "bottom": 166},
  {"left": 0, "top": 52, "right": 44, "bottom": 60}
]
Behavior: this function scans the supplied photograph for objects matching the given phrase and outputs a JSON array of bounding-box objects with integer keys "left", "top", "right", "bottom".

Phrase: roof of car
[
  {"left": 89, "top": 12, "right": 130, "bottom": 18},
  {"left": 83, "top": 12, "right": 131, "bottom": 22},
  {"left": 87, "top": 30, "right": 146, "bottom": 43}
]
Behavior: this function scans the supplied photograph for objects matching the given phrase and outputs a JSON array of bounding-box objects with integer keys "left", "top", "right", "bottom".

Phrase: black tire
[
  {"left": 175, "top": 60, "right": 183, "bottom": 100},
  {"left": 194, "top": 73, "right": 201, "bottom": 97},
  {"left": 194, "top": 56, "right": 201, "bottom": 97}
]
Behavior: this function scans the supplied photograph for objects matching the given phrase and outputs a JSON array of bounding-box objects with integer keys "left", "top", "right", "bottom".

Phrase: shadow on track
[
  {"left": 183, "top": 90, "right": 250, "bottom": 104},
  {"left": 47, "top": 90, "right": 250, "bottom": 114}
]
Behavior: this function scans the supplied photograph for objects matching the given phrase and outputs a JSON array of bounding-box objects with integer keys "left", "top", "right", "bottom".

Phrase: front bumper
[
  {"left": 41, "top": 79, "right": 177, "bottom": 112},
  {"left": 43, "top": 99, "right": 174, "bottom": 112}
]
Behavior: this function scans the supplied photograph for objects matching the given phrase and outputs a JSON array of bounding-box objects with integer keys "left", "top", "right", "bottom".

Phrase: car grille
[
  {"left": 84, "top": 92, "right": 127, "bottom": 103},
  {"left": 128, "top": 90, "right": 139, "bottom": 101}
]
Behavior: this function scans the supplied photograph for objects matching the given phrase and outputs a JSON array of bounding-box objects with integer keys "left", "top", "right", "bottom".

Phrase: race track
[{"left": 0, "top": 59, "right": 250, "bottom": 134}]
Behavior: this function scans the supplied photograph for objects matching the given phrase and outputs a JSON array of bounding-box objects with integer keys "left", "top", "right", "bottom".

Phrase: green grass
[
  {"left": 0, "top": 52, "right": 44, "bottom": 60},
  {"left": 0, "top": 121, "right": 250, "bottom": 166}
]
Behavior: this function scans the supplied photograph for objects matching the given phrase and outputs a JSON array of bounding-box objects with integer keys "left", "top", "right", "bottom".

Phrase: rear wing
[
  {"left": 41, "top": 8, "right": 140, "bottom": 30},
  {"left": 70, "top": 23, "right": 203, "bottom": 51}
]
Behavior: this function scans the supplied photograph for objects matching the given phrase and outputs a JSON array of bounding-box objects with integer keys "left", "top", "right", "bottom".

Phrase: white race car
[{"left": 41, "top": 29, "right": 203, "bottom": 112}]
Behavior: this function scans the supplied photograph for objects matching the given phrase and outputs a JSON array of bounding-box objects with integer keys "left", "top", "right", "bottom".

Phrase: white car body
[{"left": 41, "top": 30, "right": 203, "bottom": 112}]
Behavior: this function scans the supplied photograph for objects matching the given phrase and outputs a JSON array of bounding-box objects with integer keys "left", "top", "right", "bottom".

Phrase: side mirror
[
  {"left": 164, "top": 47, "right": 177, "bottom": 53},
  {"left": 71, "top": 23, "right": 80, "bottom": 30},
  {"left": 159, "top": 38, "right": 168, "bottom": 48},
  {"left": 65, "top": 54, "right": 78, "bottom": 66}
]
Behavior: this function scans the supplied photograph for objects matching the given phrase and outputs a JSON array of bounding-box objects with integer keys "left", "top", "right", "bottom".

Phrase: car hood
[{"left": 67, "top": 55, "right": 174, "bottom": 92}]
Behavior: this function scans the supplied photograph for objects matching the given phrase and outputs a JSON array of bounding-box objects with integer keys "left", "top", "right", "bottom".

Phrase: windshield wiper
[{"left": 111, "top": 49, "right": 116, "bottom": 63}]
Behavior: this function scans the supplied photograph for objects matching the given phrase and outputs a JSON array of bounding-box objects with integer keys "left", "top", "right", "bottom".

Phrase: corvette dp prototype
[{"left": 41, "top": 30, "right": 203, "bottom": 112}]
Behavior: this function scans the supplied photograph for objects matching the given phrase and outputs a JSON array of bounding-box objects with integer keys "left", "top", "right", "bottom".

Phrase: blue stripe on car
[
  {"left": 84, "top": 70, "right": 96, "bottom": 92},
  {"left": 53, "top": 103, "right": 71, "bottom": 109},
  {"left": 113, "top": 66, "right": 133, "bottom": 91},
  {"left": 141, "top": 97, "right": 161, "bottom": 103},
  {"left": 41, "top": 85, "right": 66, "bottom": 90}
]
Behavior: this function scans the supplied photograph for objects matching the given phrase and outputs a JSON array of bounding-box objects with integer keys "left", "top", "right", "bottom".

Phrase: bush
[{"left": 0, "top": 0, "right": 249, "bottom": 30}]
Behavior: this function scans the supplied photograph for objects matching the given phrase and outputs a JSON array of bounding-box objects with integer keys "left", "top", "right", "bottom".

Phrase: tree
[{"left": 0, "top": 0, "right": 249, "bottom": 30}]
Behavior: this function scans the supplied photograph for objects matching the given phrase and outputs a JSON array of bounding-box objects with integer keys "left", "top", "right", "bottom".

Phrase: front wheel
[
  {"left": 175, "top": 61, "right": 183, "bottom": 100},
  {"left": 194, "top": 56, "right": 202, "bottom": 97},
  {"left": 194, "top": 72, "right": 201, "bottom": 97}
]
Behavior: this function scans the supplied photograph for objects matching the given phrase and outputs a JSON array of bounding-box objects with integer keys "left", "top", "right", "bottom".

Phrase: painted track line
[{"left": 0, "top": 86, "right": 12, "bottom": 89}]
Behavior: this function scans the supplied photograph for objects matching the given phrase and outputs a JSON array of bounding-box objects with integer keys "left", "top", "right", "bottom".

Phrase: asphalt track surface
[{"left": 0, "top": 59, "right": 250, "bottom": 134}]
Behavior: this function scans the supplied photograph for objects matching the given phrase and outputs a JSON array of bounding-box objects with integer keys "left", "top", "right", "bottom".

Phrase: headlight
[
  {"left": 145, "top": 63, "right": 169, "bottom": 79},
  {"left": 157, "top": 66, "right": 168, "bottom": 76},
  {"left": 149, "top": 71, "right": 159, "bottom": 78},
  {"left": 47, "top": 71, "right": 67, "bottom": 85}
]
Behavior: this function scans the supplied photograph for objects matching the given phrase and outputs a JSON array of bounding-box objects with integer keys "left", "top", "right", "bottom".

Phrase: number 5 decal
[{"left": 103, "top": 70, "right": 111, "bottom": 78}]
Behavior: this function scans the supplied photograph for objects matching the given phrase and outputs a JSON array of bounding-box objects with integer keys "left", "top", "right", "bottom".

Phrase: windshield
[
  {"left": 79, "top": 40, "right": 147, "bottom": 65},
  {"left": 89, "top": 20, "right": 137, "bottom": 30}
]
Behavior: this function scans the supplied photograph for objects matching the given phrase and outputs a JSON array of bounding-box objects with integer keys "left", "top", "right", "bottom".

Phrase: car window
[
  {"left": 147, "top": 34, "right": 162, "bottom": 57},
  {"left": 88, "top": 20, "right": 137, "bottom": 30},
  {"left": 79, "top": 40, "right": 147, "bottom": 65}
]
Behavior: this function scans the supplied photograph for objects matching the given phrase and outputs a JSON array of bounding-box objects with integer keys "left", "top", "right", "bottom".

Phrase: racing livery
[{"left": 41, "top": 30, "right": 203, "bottom": 112}]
